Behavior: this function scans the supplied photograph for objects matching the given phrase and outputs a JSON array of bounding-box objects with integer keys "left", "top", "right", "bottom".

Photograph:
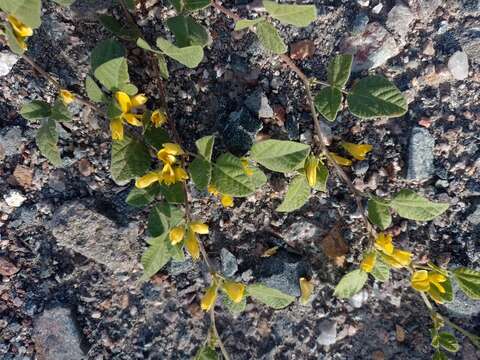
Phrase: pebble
[
  {"left": 467, "top": 205, "right": 480, "bottom": 225},
  {"left": 447, "top": 51, "right": 469, "bottom": 80},
  {"left": 290, "top": 40, "right": 315, "bottom": 60},
  {"left": 0, "top": 126, "right": 23, "bottom": 157},
  {"left": 349, "top": 289, "right": 369, "bottom": 308},
  {"left": 0, "top": 51, "right": 19, "bottom": 76},
  {"left": 317, "top": 319, "right": 337, "bottom": 346},
  {"left": 407, "top": 127, "right": 434, "bottom": 180},
  {"left": 220, "top": 248, "right": 238, "bottom": 277},
  {"left": 0, "top": 257, "right": 19, "bottom": 276},
  {"left": 12, "top": 165, "right": 34, "bottom": 188},
  {"left": 386, "top": 4, "right": 415, "bottom": 38},
  {"left": 244, "top": 89, "right": 274, "bottom": 119},
  {"left": 4, "top": 190, "right": 26, "bottom": 208}
]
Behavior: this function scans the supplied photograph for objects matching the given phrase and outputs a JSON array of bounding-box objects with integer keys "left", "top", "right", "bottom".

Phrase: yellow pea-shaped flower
[
  {"left": 185, "top": 231, "right": 200, "bottom": 260},
  {"left": 329, "top": 152, "right": 352, "bottom": 166},
  {"left": 151, "top": 109, "right": 167, "bottom": 128},
  {"left": 190, "top": 221, "right": 209, "bottom": 234},
  {"left": 60, "top": 89, "right": 75, "bottom": 104},
  {"left": 341, "top": 142, "right": 373, "bottom": 161},
  {"left": 220, "top": 194, "right": 234, "bottom": 208},
  {"left": 201, "top": 284, "right": 218, "bottom": 311},
  {"left": 169, "top": 226, "right": 185, "bottom": 245},
  {"left": 304, "top": 155, "right": 319, "bottom": 188},
  {"left": 135, "top": 172, "right": 160, "bottom": 189},
  {"left": 222, "top": 281, "right": 245, "bottom": 303},
  {"left": 360, "top": 252, "right": 376, "bottom": 273}
]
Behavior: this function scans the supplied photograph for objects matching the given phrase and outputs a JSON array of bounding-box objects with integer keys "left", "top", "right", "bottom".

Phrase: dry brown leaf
[
  {"left": 261, "top": 246, "right": 279, "bottom": 258},
  {"left": 320, "top": 223, "right": 348, "bottom": 266}
]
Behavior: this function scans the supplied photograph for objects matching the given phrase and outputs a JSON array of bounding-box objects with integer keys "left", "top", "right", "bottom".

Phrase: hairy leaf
[
  {"left": 247, "top": 284, "right": 295, "bottom": 309},
  {"left": 255, "top": 21, "right": 287, "bottom": 55},
  {"left": 262, "top": 0, "right": 316, "bottom": 27},
  {"left": 148, "top": 203, "right": 171, "bottom": 237},
  {"left": 390, "top": 189, "right": 449, "bottom": 221},
  {"left": 250, "top": 139, "right": 310, "bottom": 172},
  {"left": 36, "top": 119, "right": 62, "bottom": 166},
  {"left": 156, "top": 37, "right": 203, "bottom": 69},
  {"left": 314, "top": 86, "right": 342, "bottom": 122},
  {"left": 334, "top": 269, "right": 368, "bottom": 298},
  {"left": 110, "top": 136, "right": 151, "bottom": 184},
  {"left": 212, "top": 153, "right": 257, "bottom": 197},
  {"left": 277, "top": 175, "right": 310, "bottom": 212}
]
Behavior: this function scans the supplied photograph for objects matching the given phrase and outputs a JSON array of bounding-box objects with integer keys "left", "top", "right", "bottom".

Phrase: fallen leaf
[
  {"left": 320, "top": 223, "right": 348, "bottom": 266},
  {"left": 261, "top": 246, "right": 279, "bottom": 258}
]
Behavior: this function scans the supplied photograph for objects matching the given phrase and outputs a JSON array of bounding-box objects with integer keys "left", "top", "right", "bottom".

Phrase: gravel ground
[{"left": 1, "top": 0, "right": 480, "bottom": 359}]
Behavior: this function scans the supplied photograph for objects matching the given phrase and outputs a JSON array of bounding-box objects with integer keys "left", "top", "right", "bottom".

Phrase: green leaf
[
  {"left": 166, "top": 15, "right": 211, "bottom": 47},
  {"left": 234, "top": 18, "right": 265, "bottom": 31},
  {"left": 110, "top": 136, "right": 151, "bottom": 184},
  {"left": 141, "top": 234, "right": 172, "bottom": 280},
  {"left": 52, "top": 0, "right": 75, "bottom": 5},
  {"left": 222, "top": 294, "right": 246, "bottom": 314},
  {"left": 126, "top": 184, "right": 161, "bottom": 208},
  {"left": 367, "top": 199, "right": 392, "bottom": 230},
  {"left": 262, "top": 0, "right": 316, "bottom": 27},
  {"left": 36, "top": 118, "right": 62, "bottom": 166},
  {"left": 276, "top": 174, "right": 311, "bottom": 212},
  {"left": 169, "top": 0, "right": 184, "bottom": 12},
  {"left": 313, "top": 163, "right": 328, "bottom": 192},
  {"left": 50, "top": 100, "right": 72, "bottom": 122},
  {"left": 327, "top": 54, "right": 353, "bottom": 89},
  {"left": 107, "top": 98, "right": 123, "bottom": 119},
  {"left": 184, "top": 0, "right": 211, "bottom": 11},
  {"left": 370, "top": 259, "right": 390, "bottom": 282},
  {"left": 20, "top": 101, "right": 51, "bottom": 121},
  {"left": 212, "top": 153, "right": 257, "bottom": 197},
  {"left": 123, "top": 0, "right": 136, "bottom": 10},
  {"left": 334, "top": 269, "right": 368, "bottom": 298},
  {"left": 148, "top": 203, "right": 171, "bottom": 237},
  {"left": 118, "top": 82, "right": 138, "bottom": 96},
  {"left": 136, "top": 38, "right": 158, "bottom": 53},
  {"left": 99, "top": 14, "right": 140, "bottom": 40},
  {"left": 189, "top": 157, "right": 212, "bottom": 190},
  {"left": 156, "top": 37, "right": 203, "bottom": 69},
  {"left": 144, "top": 126, "right": 170, "bottom": 149},
  {"left": 247, "top": 284, "right": 295, "bottom": 309},
  {"left": 194, "top": 346, "right": 219, "bottom": 360},
  {"left": 438, "top": 333, "right": 460, "bottom": 353},
  {"left": 250, "top": 139, "right": 310, "bottom": 173},
  {"left": 0, "top": 0, "right": 41, "bottom": 28},
  {"left": 255, "top": 21, "right": 287, "bottom": 55},
  {"left": 453, "top": 268, "right": 480, "bottom": 300},
  {"left": 390, "top": 189, "right": 449, "bottom": 221},
  {"left": 94, "top": 57, "right": 130, "bottom": 91},
  {"left": 314, "top": 86, "right": 342, "bottom": 122},
  {"left": 91, "top": 39, "right": 125, "bottom": 72},
  {"left": 3, "top": 23, "right": 26, "bottom": 55},
  {"left": 85, "top": 76, "right": 106, "bottom": 103},
  {"left": 250, "top": 166, "right": 268, "bottom": 189},
  {"left": 433, "top": 350, "right": 448, "bottom": 360},
  {"left": 196, "top": 135, "right": 215, "bottom": 161},
  {"left": 347, "top": 76, "right": 407, "bottom": 119},
  {"left": 156, "top": 54, "right": 170, "bottom": 80},
  {"left": 429, "top": 277, "right": 453, "bottom": 304},
  {"left": 159, "top": 183, "right": 186, "bottom": 204}
]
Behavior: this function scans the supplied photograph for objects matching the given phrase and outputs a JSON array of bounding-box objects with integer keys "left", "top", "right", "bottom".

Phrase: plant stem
[{"left": 210, "top": 308, "right": 231, "bottom": 360}]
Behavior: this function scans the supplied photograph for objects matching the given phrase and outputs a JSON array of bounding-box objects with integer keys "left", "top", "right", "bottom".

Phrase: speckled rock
[{"left": 407, "top": 127, "right": 434, "bottom": 180}]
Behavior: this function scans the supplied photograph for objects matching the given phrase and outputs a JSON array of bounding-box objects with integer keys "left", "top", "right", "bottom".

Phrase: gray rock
[
  {"left": 167, "top": 258, "right": 196, "bottom": 276},
  {"left": 458, "top": 25, "right": 480, "bottom": 62},
  {"left": 443, "top": 279, "right": 480, "bottom": 318},
  {"left": 220, "top": 248, "right": 238, "bottom": 277},
  {"left": 220, "top": 108, "right": 262, "bottom": 156},
  {"left": 467, "top": 205, "right": 480, "bottom": 225},
  {"left": 353, "top": 161, "right": 369, "bottom": 176},
  {"left": 341, "top": 22, "right": 400, "bottom": 72},
  {"left": 33, "top": 307, "right": 85, "bottom": 360},
  {"left": 408, "top": 0, "right": 442, "bottom": 18},
  {"left": 351, "top": 12, "right": 369, "bottom": 34},
  {"left": 0, "top": 51, "right": 19, "bottom": 77},
  {"left": 255, "top": 249, "right": 310, "bottom": 297},
  {"left": 0, "top": 126, "right": 23, "bottom": 157},
  {"left": 349, "top": 289, "right": 369, "bottom": 308},
  {"left": 407, "top": 127, "right": 434, "bottom": 180},
  {"left": 447, "top": 51, "right": 469, "bottom": 80},
  {"left": 284, "top": 221, "right": 321, "bottom": 244},
  {"left": 48, "top": 201, "right": 139, "bottom": 273},
  {"left": 386, "top": 4, "right": 415, "bottom": 38},
  {"left": 244, "top": 89, "right": 274, "bottom": 118},
  {"left": 459, "top": 0, "right": 480, "bottom": 14},
  {"left": 317, "top": 319, "right": 337, "bottom": 346}
]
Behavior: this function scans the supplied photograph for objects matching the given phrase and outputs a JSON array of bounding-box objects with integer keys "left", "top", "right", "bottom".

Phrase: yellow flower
[
  {"left": 374, "top": 232, "right": 394, "bottom": 255},
  {"left": 110, "top": 117, "right": 124, "bottom": 141},
  {"left": 341, "top": 142, "right": 373, "bottom": 161},
  {"left": 185, "top": 230, "right": 200, "bottom": 260},
  {"left": 110, "top": 91, "right": 146, "bottom": 140},
  {"left": 220, "top": 194, "right": 234, "bottom": 207},
  {"left": 304, "top": 155, "right": 319, "bottom": 187},
  {"left": 135, "top": 171, "right": 162, "bottom": 188},
  {"left": 201, "top": 284, "right": 218, "bottom": 311},
  {"left": 208, "top": 184, "right": 219, "bottom": 196},
  {"left": 190, "top": 221, "right": 209, "bottom": 234},
  {"left": 329, "top": 152, "right": 352, "bottom": 166},
  {"left": 169, "top": 226, "right": 185, "bottom": 245},
  {"left": 7, "top": 15, "right": 33, "bottom": 50},
  {"left": 360, "top": 252, "right": 376, "bottom": 273},
  {"left": 157, "top": 143, "right": 184, "bottom": 165},
  {"left": 222, "top": 281, "right": 245, "bottom": 303},
  {"left": 411, "top": 270, "right": 430, "bottom": 291},
  {"left": 241, "top": 158, "right": 254, "bottom": 176},
  {"left": 382, "top": 249, "right": 412, "bottom": 269},
  {"left": 60, "top": 89, "right": 75, "bottom": 104},
  {"left": 411, "top": 270, "right": 447, "bottom": 295},
  {"left": 174, "top": 167, "right": 189, "bottom": 182},
  {"left": 299, "top": 277, "right": 313, "bottom": 305},
  {"left": 151, "top": 109, "right": 167, "bottom": 128},
  {"left": 161, "top": 163, "right": 176, "bottom": 185}
]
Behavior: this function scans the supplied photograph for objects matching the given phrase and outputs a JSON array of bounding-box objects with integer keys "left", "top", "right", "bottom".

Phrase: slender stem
[
  {"left": 210, "top": 308, "right": 231, "bottom": 360},
  {"left": 443, "top": 317, "right": 480, "bottom": 349}
]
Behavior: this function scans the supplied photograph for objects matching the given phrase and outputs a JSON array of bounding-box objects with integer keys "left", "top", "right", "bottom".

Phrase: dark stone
[
  {"left": 220, "top": 248, "right": 238, "bottom": 277},
  {"left": 244, "top": 89, "right": 274, "bottom": 118},
  {"left": 220, "top": 108, "right": 262, "bottom": 156},
  {"left": 285, "top": 115, "right": 299, "bottom": 140}
]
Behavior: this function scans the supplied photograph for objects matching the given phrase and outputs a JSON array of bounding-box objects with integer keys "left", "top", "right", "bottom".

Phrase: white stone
[
  {"left": 357, "top": 0, "right": 370, "bottom": 6},
  {"left": 4, "top": 190, "right": 26, "bottom": 208},
  {"left": 386, "top": 4, "right": 415, "bottom": 37},
  {"left": 372, "top": 3, "right": 383, "bottom": 14},
  {"left": 448, "top": 51, "right": 469, "bottom": 80},
  {"left": 349, "top": 289, "right": 369, "bottom": 308},
  {"left": 0, "top": 51, "right": 19, "bottom": 77},
  {"left": 317, "top": 319, "right": 337, "bottom": 346}
]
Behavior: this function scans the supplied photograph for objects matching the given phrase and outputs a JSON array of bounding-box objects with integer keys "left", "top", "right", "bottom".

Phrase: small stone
[
  {"left": 221, "top": 108, "right": 263, "bottom": 156},
  {"left": 349, "top": 289, "right": 368, "bottom": 308},
  {"left": 422, "top": 40, "right": 435, "bottom": 56},
  {"left": 351, "top": 12, "right": 369, "bottom": 34},
  {"left": 0, "top": 257, "right": 19, "bottom": 276},
  {"left": 395, "top": 324, "right": 406, "bottom": 342},
  {"left": 407, "top": 127, "right": 434, "bottom": 180},
  {"left": 372, "top": 3, "right": 383, "bottom": 14},
  {"left": 33, "top": 307, "right": 85, "bottom": 360},
  {"left": 386, "top": 4, "right": 414, "bottom": 38},
  {"left": 78, "top": 158, "right": 93, "bottom": 177},
  {"left": 13, "top": 165, "right": 33, "bottom": 188},
  {"left": 4, "top": 190, "right": 26, "bottom": 207},
  {"left": 447, "top": 51, "right": 469, "bottom": 80},
  {"left": 220, "top": 248, "right": 238, "bottom": 277},
  {"left": 372, "top": 350, "right": 385, "bottom": 360},
  {"left": 467, "top": 205, "right": 480, "bottom": 225},
  {"left": 244, "top": 89, "right": 274, "bottom": 118},
  {"left": 290, "top": 40, "right": 315, "bottom": 60},
  {"left": 356, "top": 0, "right": 369, "bottom": 6},
  {"left": 317, "top": 319, "right": 337, "bottom": 346},
  {"left": 0, "top": 126, "right": 23, "bottom": 157},
  {"left": 408, "top": 0, "right": 441, "bottom": 18},
  {"left": 0, "top": 51, "right": 19, "bottom": 76}
]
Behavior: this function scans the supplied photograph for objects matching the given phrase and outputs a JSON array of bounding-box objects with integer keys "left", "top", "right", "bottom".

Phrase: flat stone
[
  {"left": 0, "top": 126, "right": 23, "bottom": 157},
  {"left": 386, "top": 4, "right": 415, "bottom": 38},
  {"left": 220, "top": 248, "right": 238, "bottom": 277},
  {"left": 317, "top": 319, "right": 337, "bottom": 346},
  {"left": 447, "top": 51, "right": 469, "bottom": 80},
  {"left": 407, "top": 127, "right": 434, "bottom": 180},
  {"left": 467, "top": 205, "right": 480, "bottom": 225},
  {"left": 244, "top": 89, "right": 274, "bottom": 118},
  {"left": 48, "top": 201, "right": 139, "bottom": 273},
  {"left": 349, "top": 289, "right": 369, "bottom": 308},
  {"left": 220, "top": 108, "right": 263, "bottom": 156},
  {"left": 4, "top": 190, "right": 26, "bottom": 208},
  {"left": 33, "top": 307, "right": 85, "bottom": 360},
  {"left": 0, "top": 51, "right": 19, "bottom": 76}
]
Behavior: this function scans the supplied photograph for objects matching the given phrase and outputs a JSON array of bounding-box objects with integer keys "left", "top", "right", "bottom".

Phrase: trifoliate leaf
[
  {"left": 94, "top": 57, "right": 130, "bottom": 91},
  {"left": 390, "top": 189, "right": 449, "bottom": 221},
  {"left": 91, "top": 39, "right": 125, "bottom": 72},
  {"left": 85, "top": 76, "right": 106, "bottom": 103}
]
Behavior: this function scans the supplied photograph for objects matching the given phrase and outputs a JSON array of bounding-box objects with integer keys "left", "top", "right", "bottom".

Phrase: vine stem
[{"left": 210, "top": 308, "right": 231, "bottom": 360}]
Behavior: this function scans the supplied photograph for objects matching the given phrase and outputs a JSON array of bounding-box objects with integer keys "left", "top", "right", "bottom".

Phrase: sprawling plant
[{"left": 1, "top": 0, "right": 479, "bottom": 358}]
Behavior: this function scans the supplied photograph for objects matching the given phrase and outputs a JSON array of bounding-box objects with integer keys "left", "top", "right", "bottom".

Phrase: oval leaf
[
  {"left": 334, "top": 269, "right": 368, "bottom": 298},
  {"left": 247, "top": 284, "right": 295, "bottom": 309},
  {"left": 262, "top": 0, "right": 317, "bottom": 27},
  {"left": 314, "top": 86, "right": 342, "bottom": 122},
  {"left": 189, "top": 157, "right": 212, "bottom": 191},
  {"left": 453, "top": 268, "right": 480, "bottom": 300},
  {"left": 276, "top": 174, "right": 311, "bottom": 212},
  {"left": 141, "top": 234, "right": 171, "bottom": 280},
  {"left": 328, "top": 54, "right": 353, "bottom": 89},
  {"left": 212, "top": 153, "right": 257, "bottom": 197},
  {"left": 390, "top": 189, "right": 449, "bottom": 221},
  {"left": 20, "top": 101, "right": 51, "bottom": 121},
  {"left": 36, "top": 118, "right": 62, "bottom": 166},
  {"left": 156, "top": 37, "right": 203, "bottom": 69},
  {"left": 0, "top": 0, "right": 41, "bottom": 28},
  {"left": 250, "top": 139, "right": 310, "bottom": 173},
  {"left": 255, "top": 21, "right": 287, "bottom": 55},
  {"left": 367, "top": 199, "right": 392, "bottom": 230},
  {"left": 438, "top": 333, "right": 460, "bottom": 353},
  {"left": 110, "top": 136, "right": 151, "bottom": 184}
]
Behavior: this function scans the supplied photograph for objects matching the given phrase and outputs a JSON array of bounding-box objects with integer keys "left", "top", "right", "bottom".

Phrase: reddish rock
[
  {"left": 12, "top": 165, "right": 33, "bottom": 188},
  {"left": 0, "top": 257, "right": 19, "bottom": 277},
  {"left": 77, "top": 158, "right": 92, "bottom": 177},
  {"left": 290, "top": 40, "right": 315, "bottom": 60}
]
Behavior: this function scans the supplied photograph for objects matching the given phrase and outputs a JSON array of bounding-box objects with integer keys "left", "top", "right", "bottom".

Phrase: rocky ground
[{"left": 1, "top": 0, "right": 480, "bottom": 359}]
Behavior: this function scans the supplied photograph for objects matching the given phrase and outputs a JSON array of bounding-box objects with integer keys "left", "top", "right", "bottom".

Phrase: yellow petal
[
  {"left": 131, "top": 93, "right": 147, "bottom": 108},
  {"left": 161, "top": 163, "right": 176, "bottom": 185},
  {"left": 360, "top": 252, "right": 376, "bottom": 273},
  {"left": 411, "top": 270, "right": 430, "bottom": 292},
  {"left": 185, "top": 231, "right": 200, "bottom": 260},
  {"left": 208, "top": 184, "right": 219, "bottom": 196},
  {"left": 241, "top": 158, "right": 254, "bottom": 176},
  {"left": 115, "top": 91, "right": 132, "bottom": 113},
  {"left": 169, "top": 226, "right": 185, "bottom": 245},
  {"left": 341, "top": 142, "right": 373, "bottom": 161},
  {"left": 163, "top": 143, "right": 184, "bottom": 156},
  {"left": 299, "top": 277, "right": 313, "bottom": 305},
  {"left": 391, "top": 249, "right": 412, "bottom": 267},
  {"left": 222, "top": 281, "right": 245, "bottom": 303},
  {"left": 151, "top": 109, "right": 167, "bottom": 128},
  {"left": 201, "top": 284, "right": 218, "bottom": 311},
  {"left": 157, "top": 149, "right": 177, "bottom": 165},
  {"left": 374, "top": 232, "right": 394, "bottom": 255},
  {"left": 60, "top": 89, "right": 75, "bottom": 104},
  {"left": 220, "top": 194, "right": 233, "bottom": 207},
  {"left": 7, "top": 15, "right": 33, "bottom": 37},
  {"left": 190, "top": 221, "right": 209, "bottom": 234},
  {"left": 110, "top": 118, "right": 124, "bottom": 140},
  {"left": 135, "top": 172, "right": 160, "bottom": 189},
  {"left": 428, "top": 273, "right": 446, "bottom": 284},
  {"left": 123, "top": 113, "right": 143, "bottom": 126},
  {"left": 329, "top": 152, "right": 352, "bottom": 166},
  {"left": 304, "top": 155, "right": 319, "bottom": 188},
  {"left": 174, "top": 167, "right": 189, "bottom": 182}
]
